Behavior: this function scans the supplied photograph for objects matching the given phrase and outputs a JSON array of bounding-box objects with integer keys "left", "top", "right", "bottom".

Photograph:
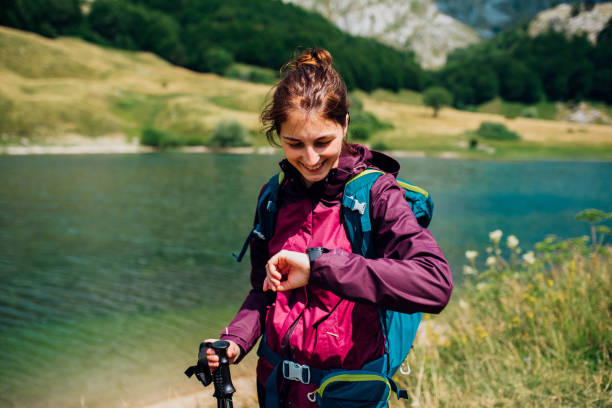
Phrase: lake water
[{"left": 0, "top": 153, "right": 610, "bottom": 407}]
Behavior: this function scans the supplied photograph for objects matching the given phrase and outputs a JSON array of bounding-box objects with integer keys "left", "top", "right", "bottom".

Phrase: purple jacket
[{"left": 220, "top": 144, "right": 453, "bottom": 404}]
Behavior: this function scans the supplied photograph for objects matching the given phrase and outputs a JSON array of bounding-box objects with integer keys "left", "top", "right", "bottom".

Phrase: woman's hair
[{"left": 261, "top": 48, "right": 350, "bottom": 146}]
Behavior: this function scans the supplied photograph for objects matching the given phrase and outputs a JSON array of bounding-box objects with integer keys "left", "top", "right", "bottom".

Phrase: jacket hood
[{"left": 279, "top": 144, "right": 400, "bottom": 203}]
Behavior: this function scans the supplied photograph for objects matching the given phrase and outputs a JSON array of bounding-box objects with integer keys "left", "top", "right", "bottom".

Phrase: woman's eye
[
  {"left": 315, "top": 140, "right": 331, "bottom": 147},
  {"left": 287, "top": 142, "right": 302, "bottom": 148}
]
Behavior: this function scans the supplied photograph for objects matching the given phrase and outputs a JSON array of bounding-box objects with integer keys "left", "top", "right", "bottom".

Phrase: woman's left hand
[{"left": 263, "top": 250, "right": 310, "bottom": 292}]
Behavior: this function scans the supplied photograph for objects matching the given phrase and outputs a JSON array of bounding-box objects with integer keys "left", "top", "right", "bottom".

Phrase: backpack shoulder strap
[
  {"left": 233, "top": 172, "right": 284, "bottom": 262},
  {"left": 342, "top": 169, "right": 385, "bottom": 258},
  {"left": 396, "top": 177, "right": 434, "bottom": 228}
]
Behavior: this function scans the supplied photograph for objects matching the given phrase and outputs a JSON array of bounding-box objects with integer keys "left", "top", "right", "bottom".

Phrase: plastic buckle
[
  {"left": 282, "top": 360, "right": 311, "bottom": 384},
  {"left": 346, "top": 195, "right": 366, "bottom": 215}
]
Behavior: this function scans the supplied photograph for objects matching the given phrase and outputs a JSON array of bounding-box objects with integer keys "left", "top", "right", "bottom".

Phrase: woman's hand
[
  {"left": 204, "top": 339, "right": 241, "bottom": 370},
  {"left": 263, "top": 249, "right": 310, "bottom": 292}
]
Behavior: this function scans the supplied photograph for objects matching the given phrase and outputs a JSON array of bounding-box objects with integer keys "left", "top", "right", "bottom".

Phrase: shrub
[
  {"left": 476, "top": 122, "right": 521, "bottom": 141},
  {"left": 348, "top": 106, "right": 393, "bottom": 142},
  {"left": 208, "top": 121, "right": 251, "bottom": 147},
  {"left": 370, "top": 140, "right": 390, "bottom": 151},
  {"left": 202, "top": 47, "right": 234, "bottom": 75},
  {"left": 140, "top": 127, "right": 183, "bottom": 148},
  {"left": 348, "top": 124, "right": 370, "bottom": 141},
  {"left": 519, "top": 106, "right": 538, "bottom": 118},
  {"left": 224, "top": 65, "right": 277, "bottom": 85}
]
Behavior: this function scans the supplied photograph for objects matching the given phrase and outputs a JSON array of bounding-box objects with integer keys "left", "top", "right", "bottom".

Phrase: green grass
[
  {"left": 477, "top": 97, "right": 558, "bottom": 120},
  {"left": 366, "top": 89, "right": 424, "bottom": 106},
  {"left": 398, "top": 234, "right": 611, "bottom": 407}
]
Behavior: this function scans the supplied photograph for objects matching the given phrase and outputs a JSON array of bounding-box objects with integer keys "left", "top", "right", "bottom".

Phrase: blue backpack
[{"left": 234, "top": 169, "right": 434, "bottom": 407}]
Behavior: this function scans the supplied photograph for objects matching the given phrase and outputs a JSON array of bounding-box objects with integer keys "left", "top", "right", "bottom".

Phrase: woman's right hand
[{"left": 204, "top": 339, "right": 241, "bottom": 370}]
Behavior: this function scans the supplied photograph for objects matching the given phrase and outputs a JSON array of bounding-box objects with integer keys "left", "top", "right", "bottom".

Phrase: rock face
[
  {"left": 282, "top": 0, "right": 480, "bottom": 69},
  {"left": 435, "top": 0, "right": 608, "bottom": 38},
  {"left": 528, "top": 3, "right": 612, "bottom": 44}
]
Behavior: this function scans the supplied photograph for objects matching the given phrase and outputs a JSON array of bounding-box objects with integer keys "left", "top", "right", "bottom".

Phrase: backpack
[{"left": 234, "top": 169, "right": 434, "bottom": 407}]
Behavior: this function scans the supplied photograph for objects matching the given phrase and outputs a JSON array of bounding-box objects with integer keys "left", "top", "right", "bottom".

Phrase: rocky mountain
[
  {"left": 282, "top": 0, "right": 480, "bottom": 69},
  {"left": 529, "top": 2, "right": 612, "bottom": 43},
  {"left": 435, "top": 0, "right": 609, "bottom": 38}
]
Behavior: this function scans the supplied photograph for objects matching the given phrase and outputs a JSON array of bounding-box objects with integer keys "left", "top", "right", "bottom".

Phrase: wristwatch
[{"left": 306, "top": 247, "right": 329, "bottom": 268}]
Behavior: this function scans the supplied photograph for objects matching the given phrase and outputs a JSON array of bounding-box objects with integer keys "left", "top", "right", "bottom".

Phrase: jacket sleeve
[
  {"left": 219, "top": 186, "right": 275, "bottom": 359},
  {"left": 309, "top": 173, "right": 453, "bottom": 314}
]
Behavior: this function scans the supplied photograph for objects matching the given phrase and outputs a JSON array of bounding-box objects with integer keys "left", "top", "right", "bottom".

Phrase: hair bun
[{"left": 291, "top": 48, "right": 333, "bottom": 70}]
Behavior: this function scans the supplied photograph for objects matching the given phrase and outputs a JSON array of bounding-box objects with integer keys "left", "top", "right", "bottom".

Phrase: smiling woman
[
  {"left": 261, "top": 49, "right": 350, "bottom": 186},
  {"left": 198, "top": 48, "right": 453, "bottom": 408}
]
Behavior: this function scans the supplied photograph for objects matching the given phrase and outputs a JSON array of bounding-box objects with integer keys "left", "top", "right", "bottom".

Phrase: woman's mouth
[{"left": 301, "top": 161, "right": 324, "bottom": 173}]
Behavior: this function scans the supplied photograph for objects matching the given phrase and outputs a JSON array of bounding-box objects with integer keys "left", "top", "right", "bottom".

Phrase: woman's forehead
[{"left": 280, "top": 110, "right": 342, "bottom": 138}]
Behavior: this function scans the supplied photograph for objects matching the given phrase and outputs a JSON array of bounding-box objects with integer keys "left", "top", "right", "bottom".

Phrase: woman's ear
[{"left": 344, "top": 113, "right": 350, "bottom": 134}]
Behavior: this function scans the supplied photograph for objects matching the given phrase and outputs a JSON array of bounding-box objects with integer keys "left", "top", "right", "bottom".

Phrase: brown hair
[{"left": 261, "top": 48, "right": 350, "bottom": 146}]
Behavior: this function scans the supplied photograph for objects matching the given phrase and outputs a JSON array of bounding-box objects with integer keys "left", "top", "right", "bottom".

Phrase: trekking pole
[
  {"left": 211, "top": 341, "right": 236, "bottom": 408},
  {"left": 185, "top": 340, "right": 236, "bottom": 408}
]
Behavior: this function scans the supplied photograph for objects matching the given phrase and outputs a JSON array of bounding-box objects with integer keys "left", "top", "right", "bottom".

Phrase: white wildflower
[
  {"left": 522, "top": 251, "right": 536, "bottom": 265},
  {"left": 507, "top": 235, "right": 519, "bottom": 249},
  {"left": 489, "top": 229, "right": 503, "bottom": 244},
  {"left": 495, "top": 248, "right": 502, "bottom": 255},
  {"left": 476, "top": 283, "right": 487, "bottom": 291},
  {"left": 486, "top": 246, "right": 493, "bottom": 254},
  {"left": 465, "top": 250, "right": 478, "bottom": 262},
  {"left": 459, "top": 300, "right": 468, "bottom": 309},
  {"left": 463, "top": 265, "right": 477, "bottom": 275},
  {"left": 486, "top": 256, "right": 497, "bottom": 267}
]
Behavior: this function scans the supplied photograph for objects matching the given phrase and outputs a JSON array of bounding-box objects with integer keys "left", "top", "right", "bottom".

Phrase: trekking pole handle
[{"left": 212, "top": 341, "right": 236, "bottom": 401}]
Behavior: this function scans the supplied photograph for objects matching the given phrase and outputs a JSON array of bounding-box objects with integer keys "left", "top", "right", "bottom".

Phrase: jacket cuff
[
  {"left": 307, "top": 247, "right": 330, "bottom": 269},
  {"left": 309, "top": 248, "right": 349, "bottom": 285},
  {"left": 219, "top": 334, "right": 247, "bottom": 364}
]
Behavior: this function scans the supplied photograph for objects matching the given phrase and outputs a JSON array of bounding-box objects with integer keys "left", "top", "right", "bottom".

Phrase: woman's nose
[{"left": 304, "top": 146, "right": 319, "bottom": 165}]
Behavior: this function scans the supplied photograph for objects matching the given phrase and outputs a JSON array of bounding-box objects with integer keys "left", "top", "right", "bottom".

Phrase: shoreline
[{"left": 1, "top": 139, "right": 611, "bottom": 162}]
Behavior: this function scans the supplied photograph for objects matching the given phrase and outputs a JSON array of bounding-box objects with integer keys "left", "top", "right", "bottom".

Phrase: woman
[{"left": 205, "top": 48, "right": 453, "bottom": 407}]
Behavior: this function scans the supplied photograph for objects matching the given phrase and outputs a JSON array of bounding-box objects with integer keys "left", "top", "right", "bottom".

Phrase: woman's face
[{"left": 279, "top": 109, "right": 347, "bottom": 187}]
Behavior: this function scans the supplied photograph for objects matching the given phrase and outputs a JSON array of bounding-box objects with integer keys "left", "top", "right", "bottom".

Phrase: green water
[{"left": 0, "top": 153, "right": 610, "bottom": 407}]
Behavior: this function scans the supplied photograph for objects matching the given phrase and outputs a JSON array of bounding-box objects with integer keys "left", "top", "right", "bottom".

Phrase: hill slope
[
  {"left": 0, "top": 26, "right": 270, "bottom": 147},
  {"left": 1, "top": 26, "right": 611, "bottom": 160}
]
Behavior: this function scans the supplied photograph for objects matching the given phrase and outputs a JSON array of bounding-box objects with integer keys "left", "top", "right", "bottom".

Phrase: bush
[
  {"left": 208, "top": 121, "right": 251, "bottom": 147},
  {"left": 476, "top": 122, "right": 521, "bottom": 141},
  {"left": 202, "top": 47, "right": 234, "bottom": 75},
  {"left": 140, "top": 127, "right": 184, "bottom": 148},
  {"left": 224, "top": 64, "right": 278, "bottom": 85},
  {"left": 348, "top": 110, "right": 393, "bottom": 142},
  {"left": 370, "top": 140, "right": 390, "bottom": 151},
  {"left": 348, "top": 124, "right": 370, "bottom": 141},
  {"left": 347, "top": 97, "right": 393, "bottom": 143}
]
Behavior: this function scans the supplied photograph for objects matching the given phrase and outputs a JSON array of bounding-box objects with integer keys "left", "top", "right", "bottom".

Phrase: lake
[{"left": 0, "top": 153, "right": 610, "bottom": 407}]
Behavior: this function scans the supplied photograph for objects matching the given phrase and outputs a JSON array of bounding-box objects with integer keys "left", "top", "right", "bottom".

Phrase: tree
[
  {"left": 1, "top": 0, "right": 82, "bottom": 38},
  {"left": 423, "top": 87, "right": 454, "bottom": 117},
  {"left": 202, "top": 47, "right": 234, "bottom": 75}
]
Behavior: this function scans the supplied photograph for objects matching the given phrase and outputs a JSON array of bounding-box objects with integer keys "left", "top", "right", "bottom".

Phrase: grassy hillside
[
  {"left": 1, "top": 26, "right": 611, "bottom": 159},
  {"left": 0, "top": 26, "right": 271, "bottom": 147}
]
